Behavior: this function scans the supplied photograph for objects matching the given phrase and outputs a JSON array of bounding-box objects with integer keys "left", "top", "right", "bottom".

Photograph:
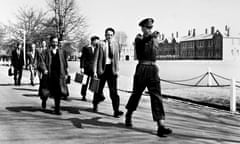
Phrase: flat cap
[{"left": 139, "top": 18, "right": 154, "bottom": 28}]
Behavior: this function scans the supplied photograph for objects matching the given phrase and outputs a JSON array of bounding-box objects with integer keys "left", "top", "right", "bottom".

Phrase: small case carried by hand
[
  {"left": 8, "top": 67, "right": 13, "bottom": 76},
  {"left": 88, "top": 77, "right": 100, "bottom": 93},
  {"left": 74, "top": 72, "right": 83, "bottom": 83}
]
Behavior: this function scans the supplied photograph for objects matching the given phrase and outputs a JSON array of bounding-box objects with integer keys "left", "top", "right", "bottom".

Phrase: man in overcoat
[
  {"left": 42, "top": 35, "right": 68, "bottom": 115},
  {"left": 11, "top": 42, "right": 24, "bottom": 86}
]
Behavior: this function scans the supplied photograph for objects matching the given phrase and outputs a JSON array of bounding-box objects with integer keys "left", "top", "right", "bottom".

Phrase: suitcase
[
  {"left": 8, "top": 67, "right": 13, "bottom": 76},
  {"left": 74, "top": 73, "right": 83, "bottom": 83},
  {"left": 88, "top": 77, "right": 100, "bottom": 93}
]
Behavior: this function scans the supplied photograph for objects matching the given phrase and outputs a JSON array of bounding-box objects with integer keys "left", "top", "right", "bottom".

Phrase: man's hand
[
  {"left": 80, "top": 68, "right": 84, "bottom": 73},
  {"left": 44, "top": 70, "right": 48, "bottom": 75},
  {"left": 93, "top": 72, "right": 97, "bottom": 78}
]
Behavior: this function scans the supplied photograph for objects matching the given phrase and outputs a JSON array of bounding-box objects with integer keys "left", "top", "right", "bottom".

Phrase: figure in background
[
  {"left": 11, "top": 42, "right": 24, "bottom": 86},
  {"left": 27, "top": 43, "right": 43, "bottom": 86},
  {"left": 80, "top": 36, "right": 100, "bottom": 101}
]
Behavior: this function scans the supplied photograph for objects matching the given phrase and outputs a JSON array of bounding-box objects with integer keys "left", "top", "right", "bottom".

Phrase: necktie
[{"left": 108, "top": 41, "right": 113, "bottom": 59}]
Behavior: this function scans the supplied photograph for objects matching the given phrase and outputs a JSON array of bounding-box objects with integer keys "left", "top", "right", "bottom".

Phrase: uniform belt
[{"left": 139, "top": 60, "right": 156, "bottom": 65}]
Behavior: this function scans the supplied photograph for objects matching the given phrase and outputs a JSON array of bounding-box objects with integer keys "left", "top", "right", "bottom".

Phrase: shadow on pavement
[
  {"left": 13, "top": 88, "right": 38, "bottom": 92},
  {"left": 171, "top": 133, "right": 240, "bottom": 143},
  {"left": 61, "top": 106, "right": 81, "bottom": 114},
  {"left": 23, "top": 94, "right": 39, "bottom": 97},
  {"left": 0, "top": 83, "right": 15, "bottom": 86},
  {"left": 67, "top": 117, "right": 157, "bottom": 136},
  {"left": 6, "top": 106, "right": 53, "bottom": 115},
  {"left": 4, "top": 106, "right": 167, "bottom": 138}
]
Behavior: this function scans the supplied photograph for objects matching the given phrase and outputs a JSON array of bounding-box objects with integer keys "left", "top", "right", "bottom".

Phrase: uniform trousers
[{"left": 126, "top": 63, "right": 165, "bottom": 121}]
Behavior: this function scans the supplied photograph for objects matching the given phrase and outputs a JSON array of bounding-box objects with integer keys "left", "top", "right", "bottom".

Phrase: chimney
[
  {"left": 188, "top": 30, "right": 191, "bottom": 36},
  {"left": 176, "top": 32, "right": 179, "bottom": 38},
  {"left": 171, "top": 33, "right": 174, "bottom": 38},
  {"left": 205, "top": 28, "right": 208, "bottom": 34},
  {"left": 211, "top": 26, "right": 215, "bottom": 34},
  {"left": 225, "top": 25, "right": 228, "bottom": 31},
  {"left": 192, "top": 29, "right": 196, "bottom": 37},
  {"left": 225, "top": 25, "right": 230, "bottom": 36}
]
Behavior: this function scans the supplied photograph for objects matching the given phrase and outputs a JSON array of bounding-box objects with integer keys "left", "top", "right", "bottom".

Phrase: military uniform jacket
[{"left": 135, "top": 33, "right": 159, "bottom": 61}]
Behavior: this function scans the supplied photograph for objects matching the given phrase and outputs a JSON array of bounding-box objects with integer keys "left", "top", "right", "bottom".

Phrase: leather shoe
[
  {"left": 113, "top": 111, "right": 124, "bottom": 118},
  {"left": 53, "top": 110, "right": 62, "bottom": 115},
  {"left": 157, "top": 126, "right": 172, "bottom": 137},
  {"left": 93, "top": 104, "right": 98, "bottom": 112},
  {"left": 82, "top": 97, "right": 87, "bottom": 101},
  {"left": 41, "top": 100, "right": 46, "bottom": 109}
]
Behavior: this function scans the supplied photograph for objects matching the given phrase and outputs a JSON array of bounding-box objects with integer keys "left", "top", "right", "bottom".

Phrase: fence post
[
  {"left": 208, "top": 67, "right": 212, "bottom": 86},
  {"left": 230, "top": 78, "right": 236, "bottom": 113}
]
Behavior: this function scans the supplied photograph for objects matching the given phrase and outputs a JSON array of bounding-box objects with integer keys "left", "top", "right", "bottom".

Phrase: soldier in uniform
[{"left": 125, "top": 18, "right": 172, "bottom": 137}]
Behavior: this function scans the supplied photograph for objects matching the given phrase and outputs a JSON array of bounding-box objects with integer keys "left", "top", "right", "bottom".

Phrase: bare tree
[
  {"left": 47, "top": 0, "right": 87, "bottom": 41},
  {"left": 7, "top": 7, "right": 47, "bottom": 45}
]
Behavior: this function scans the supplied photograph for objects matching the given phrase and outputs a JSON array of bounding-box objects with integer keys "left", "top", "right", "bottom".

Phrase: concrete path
[{"left": 0, "top": 66, "right": 240, "bottom": 144}]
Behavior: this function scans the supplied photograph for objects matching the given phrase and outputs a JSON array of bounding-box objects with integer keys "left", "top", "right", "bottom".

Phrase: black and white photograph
[{"left": 0, "top": 0, "right": 240, "bottom": 143}]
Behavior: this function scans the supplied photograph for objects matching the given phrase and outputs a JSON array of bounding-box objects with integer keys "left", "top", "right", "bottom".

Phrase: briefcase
[
  {"left": 74, "top": 73, "right": 83, "bottom": 83},
  {"left": 89, "top": 77, "right": 100, "bottom": 93},
  {"left": 8, "top": 67, "right": 13, "bottom": 76}
]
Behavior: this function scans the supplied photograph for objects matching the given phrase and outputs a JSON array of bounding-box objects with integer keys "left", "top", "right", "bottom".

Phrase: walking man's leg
[
  {"left": 80, "top": 76, "right": 90, "bottom": 101},
  {"left": 125, "top": 74, "right": 146, "bottom": 127},
  {"left": 92, "top": 75, "right": 106, "bottom": 112},
  {"left": 107, "top": 75, "right": 123, "bottom": 117},
  {"left": 147, "top": 81, "right": 172, "bottom": 137}
]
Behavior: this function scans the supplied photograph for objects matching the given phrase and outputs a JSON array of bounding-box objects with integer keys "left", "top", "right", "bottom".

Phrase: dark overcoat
[
  {"left": 43, "top": 48, "right": 68, "bottom": 96},
  {"left": 11, "top": 49, "right": 24, "bottom": 69}
]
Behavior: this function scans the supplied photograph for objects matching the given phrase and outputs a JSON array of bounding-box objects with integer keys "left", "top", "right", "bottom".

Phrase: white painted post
[
  {"left": 208, "top": 67, "right": 212, "bottom": 86},
  {"left": 230, "top": 78, "right": 236, "bottom": 113}
]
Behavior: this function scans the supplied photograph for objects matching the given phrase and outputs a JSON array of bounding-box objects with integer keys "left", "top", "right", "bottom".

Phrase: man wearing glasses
[
  {"left": 92, "top": 27, "right": 123, "bottom": 118},
  {"left": 125, "top": 18, "right": 172, "bottom": 137}
]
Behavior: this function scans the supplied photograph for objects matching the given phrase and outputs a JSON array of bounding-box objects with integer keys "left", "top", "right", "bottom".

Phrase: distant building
[
  {"left": 178, "top": 27, "right": 223, "bottom": 60},
  {"left": 120, "top": 44, "right": 134, "bottom": 61},
  {"left": 156, "top": 26, "right": 240, "bottom": 61}
]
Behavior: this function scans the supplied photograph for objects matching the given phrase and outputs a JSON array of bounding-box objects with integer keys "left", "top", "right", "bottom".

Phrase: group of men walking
[
  {"left": 80, "top": 18, "right": 172, "bottom": 137},
  {"left": 10, "top": 18, "right": 172, "bottom": 137},
  {"left": 11, "top": 36, "right": 69, "bottom": 115}
]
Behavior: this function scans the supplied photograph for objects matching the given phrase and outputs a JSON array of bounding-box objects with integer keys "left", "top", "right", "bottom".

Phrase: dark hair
[
  {"left": 91, "top": 36, "right": 100, "bottom": 42},
  {"left": 16, "top": 41, "right": 22, "bottom": 47},
  {"left": 50, "top": 35, "right": 58, "bottom": 42},
  {"left": 105, "top": 27, "right": 115, "bottom": 35}
]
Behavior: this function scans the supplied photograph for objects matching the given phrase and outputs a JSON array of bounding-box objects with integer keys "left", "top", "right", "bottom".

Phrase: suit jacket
[
  {"left": 27, "top": 49, "right": 45, "bottom": 72},
  {"left": 93, "top": 40, "right": 119, "bottom": 76},
  {"left": 80, "top": 45, "right": 95, "bottom": 75},
  {"left": 11, "top": 48, "right": 24, "bottom": 69}
]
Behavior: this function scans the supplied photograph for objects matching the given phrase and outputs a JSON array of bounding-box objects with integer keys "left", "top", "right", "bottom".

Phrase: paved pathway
[{"left": 0, "top": 66, "right": 240, "bottom": 144}]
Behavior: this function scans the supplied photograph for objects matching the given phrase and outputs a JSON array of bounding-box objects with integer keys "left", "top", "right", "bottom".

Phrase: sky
[{"left": 0, "top": 0, "right": 240, "bottom": 42}]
